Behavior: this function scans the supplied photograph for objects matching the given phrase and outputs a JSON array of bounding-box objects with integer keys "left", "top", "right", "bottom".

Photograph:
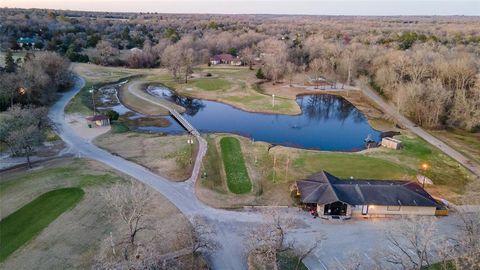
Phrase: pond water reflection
[{"left": 138, "top": 86, "right": 381, "bottom": 151}]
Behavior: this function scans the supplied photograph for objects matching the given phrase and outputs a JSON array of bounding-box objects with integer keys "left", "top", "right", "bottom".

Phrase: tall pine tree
[{"left": 4, "top": 50, "right": 16, "bottom": 73}]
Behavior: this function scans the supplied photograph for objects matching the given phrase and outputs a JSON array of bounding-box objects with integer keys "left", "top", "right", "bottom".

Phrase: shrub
[
  {"left": 105, "top": 109, "right": 119, "bottom": 121},
  {"left": 256, "top": 68, "right": 266, "bottom": 79}
]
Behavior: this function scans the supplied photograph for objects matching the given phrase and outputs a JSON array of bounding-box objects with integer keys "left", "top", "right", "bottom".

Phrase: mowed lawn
[
  {"left": 220, "top": 137, "right": 252, "bottom": 194},
  {"left": 0, "top": 187, "right": 85, "bottom": 262},
  {"left": 292, "top": 152, "right": 414, "bottom": 180},
  {"left": 193, "top": 78, "right": 231, "bottom": 91}
]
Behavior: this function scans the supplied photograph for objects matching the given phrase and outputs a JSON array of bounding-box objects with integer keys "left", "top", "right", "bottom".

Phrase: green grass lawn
[
  {"left": 65, "top": 81, "right": 94, "bottom": 115},
  {"left": 293, "top": 152, "right": 414, "bottom": 180},
  {"left": 0, "top": 187, "right": 85, "bottom": 261},
  {"left": 220, "top": 137, "right": 252, "bottom": 194},
  {"left": 202, "top": 136, "right": 226, "bottom": 193},
  {"left": 365, "top": 135, "right": 474, "bottom": 196},
  {"left": 277, "top": 250, "right": 308, "bottom": 270},
  {"left": 431, "top": 129, "right": 480, "bottom": 165},
  {"left": 193, "top": 78, "right": 232, "bottom": 91},
  {"left": 423, "top": 261, "right": 456, "bottom": 270}
]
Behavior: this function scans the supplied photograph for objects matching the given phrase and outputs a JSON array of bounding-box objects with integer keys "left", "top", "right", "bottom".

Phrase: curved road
[
  {"left": 49, "top": 77, "right": 469, "bottom": 270},
  {"left": 50, "top": 77, "right": 256, "bottom": 269}
]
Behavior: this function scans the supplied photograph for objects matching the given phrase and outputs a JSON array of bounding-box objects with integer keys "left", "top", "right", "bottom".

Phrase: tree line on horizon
[{"left": 0, "top": 8, "right": 479, "bottom": 133}]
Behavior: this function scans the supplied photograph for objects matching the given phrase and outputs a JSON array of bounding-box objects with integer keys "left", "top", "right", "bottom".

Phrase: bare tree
[
  {"left": 285, "top": 61, "right": 297, "bottom": 87},
  {"left": 95, "top": 40, "right": 119, "bottom": 66},
  {"left": 448, "top": 75, "right": 480, "bottom": 131},
  {"left": 309, "top": 58, "right": 326, "bottom": 89},
  {"left": 383, "top": 216, "right": 437, "bottom": 270},
  {"left": 0, "top": 72, "right": 20, "bottom": 107},
  {"left": 162, "top": 44, "right": 182, "bottom": 81},
  {"left": 240, "top": 47, "right": 256, "bottom": 70},
  {"left": 103, "top": 182, "right": 153, "bottom": 247},
  {"left": 293, "top": 238, "right": 323, "bottom": 270},
  {"left": 169, "top": 215, "right": 218, "bottom": 270},
  {"left": 246, "top": 209, "right": 297, "bottom": 268},
  {"left": 0, "top": 105, "right": 48, "bottom": 168},
  {"left": 451, "top": 209, "right": 480, "bottom": 269},
  {"left": 181, "top": 48, "right": 195, "bottom": 83},
  {"left": 258, "top": 39, "right": 288, "bottom": 84}
]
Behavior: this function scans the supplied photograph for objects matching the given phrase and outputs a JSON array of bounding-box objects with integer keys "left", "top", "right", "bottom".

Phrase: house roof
[
  {"left": 17, "top": 37, "right": 38, "bottom": 44},
  {"left": 86, "top": 115, "right": 109, "bottom": 121},
  {"left": 211, "top": 53, "right": 235, "bottom": 62},
  {"left": 297, "top": 171, "right": 439, "bottom": 207}
]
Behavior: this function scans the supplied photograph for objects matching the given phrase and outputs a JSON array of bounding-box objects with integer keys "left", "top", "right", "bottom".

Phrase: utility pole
[
  {"left": 89, "top": 88, "right": 96, "bottom": 116},
  {"left": 188, "top": 137, "right": 194, "bottom": 164},
  {"left": 273, "top": 152, "right": 277, "bottom": 183},
  {"left": 285, "top": 154, "right": 290, "bottom": 182},
  {"left": 110, "top": 231, "right": 116, "bottom": 255}
]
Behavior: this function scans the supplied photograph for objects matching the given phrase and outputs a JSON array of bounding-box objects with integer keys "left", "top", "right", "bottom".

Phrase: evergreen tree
[
  {"left": 4, "top": 50, "right": 16, "bottom": 73},
  {"left": 256, "top": 68, "right": 266, "bottom": 79}
]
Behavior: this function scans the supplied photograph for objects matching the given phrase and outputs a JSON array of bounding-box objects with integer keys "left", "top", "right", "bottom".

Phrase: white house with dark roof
[{"left": 296, "top": 171, "right": 443, "bottom": 219}]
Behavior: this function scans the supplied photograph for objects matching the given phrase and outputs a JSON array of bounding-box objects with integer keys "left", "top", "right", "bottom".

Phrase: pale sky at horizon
[{"left": 1, "top": 0, "right": 479, "bottom": 16}]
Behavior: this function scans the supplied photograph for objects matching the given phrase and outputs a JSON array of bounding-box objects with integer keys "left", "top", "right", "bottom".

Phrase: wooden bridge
[
  {"left": 169, "top": 108, "right": 199, "bottom": 136},
  {"left": 127, "top": 81, "right": 206, "bottom": 184}
]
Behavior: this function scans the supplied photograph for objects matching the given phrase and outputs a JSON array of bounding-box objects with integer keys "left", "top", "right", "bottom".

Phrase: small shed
[
  {"left": 381, "top": 137, "right": 402, "bottom": 150},
  {"left": 86, "top": 115, "right": 110, "bottom": 128}
]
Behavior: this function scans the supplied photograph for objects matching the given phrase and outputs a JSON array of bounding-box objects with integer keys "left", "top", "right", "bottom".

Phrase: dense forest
[{"left": 1, "top": 8, "right": 479, "bottom": 131}]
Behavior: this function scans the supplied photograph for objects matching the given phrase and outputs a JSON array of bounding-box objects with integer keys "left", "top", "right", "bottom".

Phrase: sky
[{"left": 1, "top": 0, "right": 479, "bottom": 16}]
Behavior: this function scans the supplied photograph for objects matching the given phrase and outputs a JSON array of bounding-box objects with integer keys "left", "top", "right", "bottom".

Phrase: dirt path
[{"left": 360, "top": 85, "right": 480, "bottom": 178}]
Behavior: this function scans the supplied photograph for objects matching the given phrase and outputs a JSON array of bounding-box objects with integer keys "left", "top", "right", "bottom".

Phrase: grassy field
[
  {"left": 118, "top": 81, "right": 185, "bottom": 116},
  {"left": 364, "top": 135, "right": 474, "bottom": 201},
  {"left": 193, "top": 77, "right": 231, "bottom": 91},
  {"left": 94, "top": 132, "right": 197, "bottom": 181},
  {"left": 220, "top": 137, "right": 252, "bottom": 194},
  {"left": 291, "top": 152, "right": 413, "bottom": 180},
  {"left": 0, "top": 158, "right": 192, "bottom": 269},
  {"left": 201, "top": 136, "right": 226, "bottom": 193},
  {"left": 198, "top": 133, "right": 474, "bottom": 207},
  {"left": 431, "top": 129, "right": 480, "bottom": 165},
  {"left": 0, "top": 188, "right": 84, "bottom": 262},
  {"left": 66, "top": 63, "right": 161, "bottom": 115},
  {"left": 65, "top": 80, "right": 95, "bottom": 114},
  {"left": 159, "top": 66, "right": 301, "bottom": 115}
]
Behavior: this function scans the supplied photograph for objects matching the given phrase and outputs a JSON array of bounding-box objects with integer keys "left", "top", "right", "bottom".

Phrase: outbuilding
[
  {"left": 296, "top": 171, "right": 442, "bottom": 219},
  {"left": 381, "top": 137, "right": 402, "bottom": 150},
  {"left": 86, "top": 115, "right": 110, "bottom": 128}
]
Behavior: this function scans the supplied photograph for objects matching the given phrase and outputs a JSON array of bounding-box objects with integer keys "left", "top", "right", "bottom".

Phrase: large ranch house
[{"left": 296, "top": 171, "right": 445, "bottom": 219}]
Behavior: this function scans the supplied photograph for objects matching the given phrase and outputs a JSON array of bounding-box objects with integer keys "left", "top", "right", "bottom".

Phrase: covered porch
[{"left": 316, "top": 201, "right": 352, "bottom": 219}]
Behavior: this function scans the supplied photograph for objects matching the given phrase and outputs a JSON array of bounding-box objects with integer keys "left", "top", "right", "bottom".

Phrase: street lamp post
[
  {"left": 421, "top": 163, "right": 428, "bottom": 188},
  {"left": 89, "top": 88, "right": 96, "bottom": 116},
  {"left": 187, "top": 137, "right": 194, "bottom": 164},
  {"left": 272, "top": 94, "right": 275, "bottom": 108}
]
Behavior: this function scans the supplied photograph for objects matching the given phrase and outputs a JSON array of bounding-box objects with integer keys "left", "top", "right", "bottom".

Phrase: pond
[{"left": 134, "top": 85, "right": 382, "bottom": 151}]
